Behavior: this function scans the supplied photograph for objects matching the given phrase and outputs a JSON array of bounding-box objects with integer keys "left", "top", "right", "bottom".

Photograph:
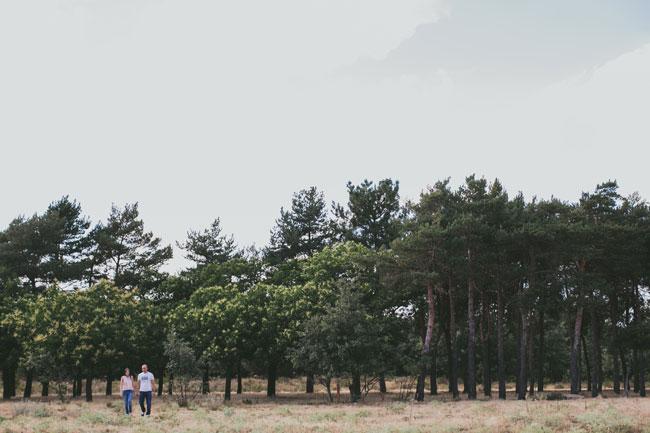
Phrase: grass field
[{"left": 1, "top": 379, "right": 649, "bottom": 433}]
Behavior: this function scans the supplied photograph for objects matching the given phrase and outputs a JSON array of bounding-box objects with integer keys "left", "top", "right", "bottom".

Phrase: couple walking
[{"left": 119, "top": 364, "right": 156, "bottom": 416}]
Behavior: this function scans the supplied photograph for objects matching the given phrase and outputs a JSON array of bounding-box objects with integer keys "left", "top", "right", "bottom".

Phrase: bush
[
  {"left": 545, "top": 392, "right": 566, "bottom": 400},
  {"left": 164, "top": 329, "right": 200, "bottom": 407}
]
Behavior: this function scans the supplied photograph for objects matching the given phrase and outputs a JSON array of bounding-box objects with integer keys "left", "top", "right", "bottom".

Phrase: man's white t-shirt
[{"left": 138, "top": 372, "right": 155, "bottom": 392}]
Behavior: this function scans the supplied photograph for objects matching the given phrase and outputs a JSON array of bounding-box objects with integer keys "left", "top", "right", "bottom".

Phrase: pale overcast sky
[{"left": 1, "top": 0, "right": 649, "bottom": 271}]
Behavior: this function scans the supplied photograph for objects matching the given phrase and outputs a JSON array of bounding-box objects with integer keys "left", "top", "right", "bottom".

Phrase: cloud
[
  {"left": 349, "top": 0, "right": 650, "bottom": 87},
  {"left": 1, "top": 0, "right": 648, "bottom": 273}
]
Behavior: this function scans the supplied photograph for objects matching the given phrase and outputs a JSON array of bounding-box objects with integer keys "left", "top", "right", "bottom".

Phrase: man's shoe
[{"left": 141, "top": 412, "right": 145, "bottom": 416}]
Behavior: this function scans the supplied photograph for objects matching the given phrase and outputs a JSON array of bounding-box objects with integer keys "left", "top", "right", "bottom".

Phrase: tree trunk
[
  {"left": 167, "top": 373, "right": 173, "bottom": 395},
  {"left": 466, "top": 276, "right": 477, "bottom": 400},
  {"left": 589, "top": 305, "right": 601, "bottom": 397},
  {"left": 581, "top": 334, "right": 591, "bottom": 392},
  {"left": 350, "top": 374, "right": 361, "bottom": 402},
  {"left": 85, "top": 374, "right": 93, "bottom": 402},
  {"left": 611, "top": 296, "right": 621, "bottom": 394},
  {"left": 23, "top": 370, "right": 33, "bottom": 399},
  {"left": 633, "top": 349, "right": 640, "bottom": 393},
  {"left": 379, "top": 375, "right": 387, "bottom": 394},
  {"left": 237, "top": 365, "right": 243, "bottom": 394},
  {"left": 621, "top": 350, "right": 629, "bottom": 397},
  {"left": 72, "top": 375, "right": 80, "bottom": 398},
  {"left": 613, "top": 348, "right": 621, "bottom": 394},
  {"left": 640, "top": 351, "right": 647, "bottom": 397},
  {"left": 106, "top": 371, "right": 112, "bottom": 396},
  {"left": 202, "top": 367, "right": 210, "bottom": 394},
  {"left": 517, "top": 312, "right": 528, "bottom": 400},
  {"left": 267, "top": 361, "right": 277, "bottom": 397},
  {"left": 480, "top": 290, "right": 491, "bottom": 398},
  {"left": 536, "top": 310, "right": 545, "bottom": 392},
  {"left": 158, "top": 368, "right": 164, "bottom": 397},
  {"left": 2, "top": 365, "right": 16, "bottom": 400},
  {"left": 570, "top": 304, "right": 584, "bottom": 394},
  {"left": 528, "top": 323, "right": 535, "bottom": 396},
  {"left": 497, "top": 285, "right": 506, "bottom": 400},
  {"left": 416, "top": 283, "right": 436, "bottom": 401},
  {"left": 41, "top": 381, "right": 49, "bottom": 398},
  {"left": 324, "top": 378, "right": 333, "bottom": 402},
  {"left": 306, "top": 374, "right": 315, "bottom": 394},
  {"left": 430, "top": 348, "right": 438, "bottom": 395},
  {"left": 224, "top": 368, "right": 232, "bottom": 401},
  {"left": 448, "top": 277, "right": 459, "bottom": 399}
]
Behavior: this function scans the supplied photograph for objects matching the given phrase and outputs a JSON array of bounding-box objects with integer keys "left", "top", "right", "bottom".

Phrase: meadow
[{"left": 1, "top": 379, "right": 649, "bottom": 433}]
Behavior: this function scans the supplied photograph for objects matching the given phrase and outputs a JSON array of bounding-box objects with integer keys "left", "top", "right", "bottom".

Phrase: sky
[{"left": 1, "top": 0, "right": 649, "bottom": 272}]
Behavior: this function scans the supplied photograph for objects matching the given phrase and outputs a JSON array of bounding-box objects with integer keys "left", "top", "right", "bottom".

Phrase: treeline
[{"left": 0, "top": 177, "right": 648, "bottom": 403}]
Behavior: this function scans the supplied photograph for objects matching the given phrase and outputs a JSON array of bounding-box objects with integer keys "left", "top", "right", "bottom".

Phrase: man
[{"left": 136, "top": 364, "right": 156, "bottom": 416}]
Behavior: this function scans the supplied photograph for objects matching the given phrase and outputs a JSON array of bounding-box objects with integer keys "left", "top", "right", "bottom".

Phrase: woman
[{"left": 120, "top": 368, "right": 134, "bottom": 415}]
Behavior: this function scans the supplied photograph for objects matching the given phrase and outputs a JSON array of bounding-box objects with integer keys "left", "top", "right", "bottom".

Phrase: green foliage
[
  {"left": 89, "top": 202, "right": 173, "bottom": 290},
  {"left": 164, "top": 329, "right": 200, "bottom": 407},
  {"left": 266, "top": 186, "right": 330, "bottom": 264},
  {"left": 177, "top": 218, "right": 240, "bottom": 266},
  {"left": 291, "top": 286, "right": 419, "bottom": 401},
  {"left": 333, "top": 178, "right": 402, "bottom": 249},
  {"left": 1, "top": 177, "right": 649, "bottom": 405}
]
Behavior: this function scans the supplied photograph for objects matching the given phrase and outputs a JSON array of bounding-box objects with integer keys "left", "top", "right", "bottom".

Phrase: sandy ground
[{"left": 0, "top": 389, "right": 649, "bottom": 433}]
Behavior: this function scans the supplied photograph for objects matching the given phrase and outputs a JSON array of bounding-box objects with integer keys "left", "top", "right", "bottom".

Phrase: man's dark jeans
[{"left": 139, "top": 391, "right": 152, "bottom": 415}]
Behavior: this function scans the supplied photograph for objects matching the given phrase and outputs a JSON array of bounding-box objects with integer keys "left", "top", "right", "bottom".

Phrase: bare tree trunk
[
  {"left": 23, "top": 370, "right": 33, "bottom": 399},
  {"left": 590, "top": 305, "right": 601, "bottom": 397},
  {"left": 536, "top": 311, "right": 545, "bottom": 392},
  {"left": 158, "top": 368, "right": 164, "bottom": 397},
  {"left": 416, "top": 283, "right": 436, "bottom": 401},
  {"left": 350, "top": 374, "right": 361, "bottom": 402},
  {"left": 237, "top": 365, "right": 243, "bottom": 394},
  {"left": 621, "top": 350, "right": 629, "bottom": 397},
  {"left": 610, "top": 295, "right": 621, "bottom": 394},
  {"left": 72, "top": 374, "right": 81, "bottom": 398},
  {"left": 480, "top": 290, "right": 491, "bottom": 397},
  {"left": 224, "top": 367, "right": 232, "bottom": 401},
  {"left": 613, "top": 349, "right": 621, "bottom": 394},
  {"left": 306, "top": 374, "right": 314, "bottom": 394},
  {"left": 517, "top": 312, "right": 528, "bottom": 400},
  {"left": 430, "top": 345, "right": 438, "bottom": 395},
  {"left": 41, "top": 382, "right": 49, "bottom": 398},
  {"left": 167, "top": 373, "right": 173, "bottom": 395},
  {"left": 634, "top": 349, "right": 640, "bottom": 393},
  {"left": 467, "top": 275, "right": 477, "bottom": 400},
  {"left": 202, "top": 367, "right": 210, "bottom": 394},
  {"left": 267, "top": 361, "right": 277, "bottom": 397},
  {"left": 581, "top": 334, "right": 591, "bottom": 393},
  {"left": 528, "top": 323, "right": 535, "bottom": 396},
  {"left": 640, "top": 351, "right": 646, "bottom": 397},
  {"left": 379, "top": 375, "right": 387, "bottom": 394},
  {"left": 85, "top": 374, "right": 93, "bottom": 402},
  {"left": 570, "top": 304, "right": 584, "bottom": 394},
  {"left": 105, "top": 371, "right": 112, "bottom": 396},
  {"left": 448, "top": 277, "right": 459, "bottom": 399},
  {"left": 497, "top": 285, "right": 506, "bottom": 400}
]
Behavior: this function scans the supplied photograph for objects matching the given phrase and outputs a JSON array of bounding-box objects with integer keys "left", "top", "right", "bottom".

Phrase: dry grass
[{"left": 1, "top": 390, "right": 649, "bottom": 433}]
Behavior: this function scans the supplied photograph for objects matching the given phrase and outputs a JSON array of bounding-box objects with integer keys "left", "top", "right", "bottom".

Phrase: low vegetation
[{"left": 1, "top": 395, "right": 649, "bottom": 433}]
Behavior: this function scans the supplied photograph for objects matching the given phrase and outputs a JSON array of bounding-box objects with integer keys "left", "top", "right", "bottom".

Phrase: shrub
[
  {"left": 575, "top": 409, "right": 638, "bottom": 433},
  {"left": 545, "top": 392, "right": 567, "bottom": 400}
]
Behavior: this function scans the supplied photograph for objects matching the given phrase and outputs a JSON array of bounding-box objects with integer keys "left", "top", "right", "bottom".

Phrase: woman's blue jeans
[{"left": 123, "top": 390, "right": 133, "bottom": 414}]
